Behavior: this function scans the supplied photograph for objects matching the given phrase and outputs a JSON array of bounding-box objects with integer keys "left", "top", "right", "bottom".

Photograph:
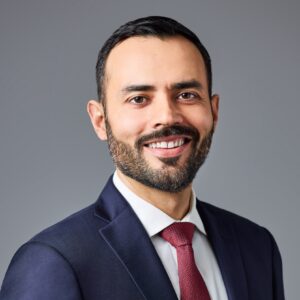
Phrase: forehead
[{"left": 105, "top": 36, "right": 207, "bottom": 90}]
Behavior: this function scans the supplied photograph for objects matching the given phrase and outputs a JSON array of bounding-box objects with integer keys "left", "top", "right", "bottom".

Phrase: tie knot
[{"left": 160, "top": 222, "right": 195, "bottom": 248}]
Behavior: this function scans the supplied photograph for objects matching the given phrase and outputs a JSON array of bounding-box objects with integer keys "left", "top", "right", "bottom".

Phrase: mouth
[
  {"left": 143, "top": 136, "right": 192, "bottom": 158},
  {"left": 144, "top": 136, "right": 191, "bottom": 149}
]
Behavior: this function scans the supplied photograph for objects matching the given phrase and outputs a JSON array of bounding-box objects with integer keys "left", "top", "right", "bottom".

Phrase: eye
[
  {"left": 177, "top": 92, "right": 199, "bottom": 101},
  {"left": 128, "top": 96, "right": 148, "bottom": 105}
]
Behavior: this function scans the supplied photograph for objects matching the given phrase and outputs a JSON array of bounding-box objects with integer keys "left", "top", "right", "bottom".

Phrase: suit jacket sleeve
[
  {"left": 0, "top": 241, "right": 82, "bottom": 300},
  {"left": 268, "top": 230, "right": 285, "bottom": 300}
]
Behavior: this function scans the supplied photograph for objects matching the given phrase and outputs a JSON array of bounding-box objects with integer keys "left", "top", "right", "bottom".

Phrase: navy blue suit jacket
[{"left": 0, "top": 177, "right": 285, "bottom": 299}]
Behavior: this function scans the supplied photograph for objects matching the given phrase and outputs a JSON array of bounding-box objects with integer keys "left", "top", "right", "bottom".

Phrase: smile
[
  {"left": 143, "top": 136, "right": 192, "bottom": 158},
  {"left": 147, "top": 138, "right": 185, "bottom": 149}
]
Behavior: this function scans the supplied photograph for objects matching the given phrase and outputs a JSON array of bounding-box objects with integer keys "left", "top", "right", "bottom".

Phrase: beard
[{"left": 105, "top": 120, "right": 214, "bottom": 193}]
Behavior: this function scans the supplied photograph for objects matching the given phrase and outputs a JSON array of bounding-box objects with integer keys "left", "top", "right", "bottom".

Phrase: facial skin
[{"left": 88, "top": 36, "right": 219, "bottom": 219}]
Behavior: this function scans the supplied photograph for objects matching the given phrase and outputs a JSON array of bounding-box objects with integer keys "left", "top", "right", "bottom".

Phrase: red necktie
[{"left": 161, "top": 222, "right": 211, "bottom": 300}]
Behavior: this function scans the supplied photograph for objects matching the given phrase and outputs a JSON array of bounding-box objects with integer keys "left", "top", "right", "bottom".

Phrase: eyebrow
[
  {"left": 121, "top": 84, "right": 156, "bottom": 95},
  {"left": 171, "top": 80, "right": 203, "bottom": 90},
  {"left": 121, "top": 80, "right": 203, "bottom": 95}
]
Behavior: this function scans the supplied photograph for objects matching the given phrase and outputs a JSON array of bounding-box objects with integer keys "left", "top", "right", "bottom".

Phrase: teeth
[
  {"left": 148, "top": 138, "right": 185, "bottom": 149},
  {"left": 168, "top": 141, "right": 174, "bottom": 148}
]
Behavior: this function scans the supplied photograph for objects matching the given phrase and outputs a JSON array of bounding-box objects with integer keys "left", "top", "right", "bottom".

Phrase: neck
[{"left": 117, "top": 170, "right": 192, "bottom": 220}]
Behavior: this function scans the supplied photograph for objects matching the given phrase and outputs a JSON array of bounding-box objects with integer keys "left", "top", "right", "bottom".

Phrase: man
[{"left": 0, "top": 16, "right": 284, "bottom": 300}]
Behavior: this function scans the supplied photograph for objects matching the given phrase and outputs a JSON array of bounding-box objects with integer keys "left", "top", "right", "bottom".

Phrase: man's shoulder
[
  {"left": 15, "top": 177, "right": 124, "bottom": 260},
  {"left": 198, "top": 200, "right": 258, "bottom": 224},
  {"left": 197, "top": 200, "right": 278, "bottom": 253},
  {"left": 198, "top": 200, "right": 277, "bottom": 247},
  {"left": 29, "top": 201, "right": 104, "bottom": 251}
]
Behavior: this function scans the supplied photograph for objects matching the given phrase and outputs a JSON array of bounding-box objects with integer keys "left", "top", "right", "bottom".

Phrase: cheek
[
  {"left": 188, "top": 109, "right": 214, "bottom": 134},
  {"left": 108, "top": 111, "right": 147, "bottom": 142}
]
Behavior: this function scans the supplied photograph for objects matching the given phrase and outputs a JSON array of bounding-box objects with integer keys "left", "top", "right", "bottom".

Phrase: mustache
[{"left": 135, "top": 124, "right": 200, "bottom": 149}]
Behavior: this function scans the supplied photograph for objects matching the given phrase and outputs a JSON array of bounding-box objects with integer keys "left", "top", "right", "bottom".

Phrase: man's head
[
  {"left": 96, "top": 16, "right": 212, "bottom": 103},
  {"left": 88, "top": 16, "right": 219, "bottom": 193}
]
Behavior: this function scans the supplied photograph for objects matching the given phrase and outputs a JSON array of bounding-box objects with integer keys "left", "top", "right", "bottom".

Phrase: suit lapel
[
  {"left": 197, "top": 201, "right": 249, "bottom": 300},
  {"left": 95, "top": 178, "right": 178, "bottom": 300},
  {"left": 94, "top": 177, "right": 249, "bottom": 300}
]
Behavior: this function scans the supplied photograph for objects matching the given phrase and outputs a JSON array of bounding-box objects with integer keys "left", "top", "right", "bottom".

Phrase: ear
[
  {"left": 210, "top": 94, "right": 219, "bottom": 130},
  {"left": 87, "top": 100, "right": 107, "bottom": 140}
]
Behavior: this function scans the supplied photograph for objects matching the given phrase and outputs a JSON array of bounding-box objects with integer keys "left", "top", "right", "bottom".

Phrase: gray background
[{"left": 0, "top": 0, "right": 299, "bottom": 298}]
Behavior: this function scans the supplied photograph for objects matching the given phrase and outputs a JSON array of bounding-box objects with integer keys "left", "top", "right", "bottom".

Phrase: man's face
[{"left": 90, "top": 36, "right": 219, "bottom": 192}]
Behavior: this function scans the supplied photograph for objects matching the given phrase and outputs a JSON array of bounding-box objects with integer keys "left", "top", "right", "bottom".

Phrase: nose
[{"left": 151, "top": 95, "right": 184, "bottom": 129}]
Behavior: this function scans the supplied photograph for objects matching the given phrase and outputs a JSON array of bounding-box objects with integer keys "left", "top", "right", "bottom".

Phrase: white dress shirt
[{"left": 113, "top": 172, "right": 228, "bottom": 300}]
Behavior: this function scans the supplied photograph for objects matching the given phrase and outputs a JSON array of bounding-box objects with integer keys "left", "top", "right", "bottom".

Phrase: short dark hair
[{"left": 96, "top": 16, "right": 212, "bottom": 102}]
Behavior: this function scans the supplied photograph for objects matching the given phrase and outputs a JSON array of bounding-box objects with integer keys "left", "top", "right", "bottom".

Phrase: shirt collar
[{"left": 113, "top": 171, "right": 206, "bottom": 237}]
